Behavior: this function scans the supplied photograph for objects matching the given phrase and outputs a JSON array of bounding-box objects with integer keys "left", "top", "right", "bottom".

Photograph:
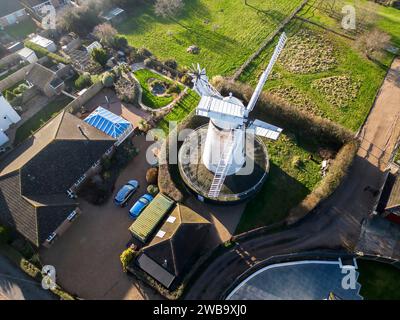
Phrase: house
[
  {"left": 29, "top": 34, "right": 57, "bottom": 53},
  {"left": 60, "top": 33, "right": 81, "bottom": 52},
  {"left": 0, "top": 110, "right": 116, "bottom": 247},
  {"left": 85, "top": 41, "right": 102, "bottom": 54},
  {"left": 135, "top": 204, "right": 211, "bottom": 289},
  {"left": 99, "top": 7, "right": 126, "bottom": 25},
  {"left": 0, "top": 94, "right": 21, "bottom": 146},
  {"left": 17, "top": 47, "right": 38, "bottom": 63},
  {"left": 0, "top": 1, "right": 27, "bottom": 28},
  {"left": 26, "top": 63, "right": 65, "bottom": 97},
  {"left": 20, "top": 0, "right": 69, "bottom": 17},
  {"left": 377, "top": 172, "right": 400, "bottom": 224}
]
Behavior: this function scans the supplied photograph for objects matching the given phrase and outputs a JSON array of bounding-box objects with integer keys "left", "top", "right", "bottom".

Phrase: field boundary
[{"left": 232, "top": 0, "right": 309, "bottom": 80}]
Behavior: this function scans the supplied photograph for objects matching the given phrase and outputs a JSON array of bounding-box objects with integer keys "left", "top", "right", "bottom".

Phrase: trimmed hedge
[
  {"left": 212, "top": 77, "right": 354, "bottom": 149},
  {"left": 24, "top": 41, "right": 70, "bottom": 64}
]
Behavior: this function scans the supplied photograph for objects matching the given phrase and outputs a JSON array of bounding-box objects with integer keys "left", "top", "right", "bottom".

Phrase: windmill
[{"left": 188, "top": 33, "right": 287, "bottom": 199}]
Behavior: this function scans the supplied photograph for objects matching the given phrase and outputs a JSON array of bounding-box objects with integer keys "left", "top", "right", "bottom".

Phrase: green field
[
  {"left": 134, "top": 69, "right": 183, "bottom": 109},
  {"left": 14, "top": 96, "right": 72, "bottom": 146},
  {"left": 358, "top": 260, "right": 400, "bottom": 300},
  {"left": 239, "top": 18, "right": 393, "bottom": 131},
  {"left": 236, "top": 134, "right": 322, "bottom": 233},
  {"left": 118, "top": 0, "right": 304, "bottom": 76}
]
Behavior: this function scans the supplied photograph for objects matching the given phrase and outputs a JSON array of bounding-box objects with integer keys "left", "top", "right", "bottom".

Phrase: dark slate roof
[
  {"left": 1, "top": 1, "right": 24, "bottom": 17},
  {"left": 139, "top": 204, "right": 211, "bottom": 288},
  {"left": 377, "top": 173, "right": 400, "bottom": 212},
  {"left": 387, "top": 174, "right": 400, "bottom": 210},
  {"left": 0, "top": 111, "right": 115, "bottom": 246}
]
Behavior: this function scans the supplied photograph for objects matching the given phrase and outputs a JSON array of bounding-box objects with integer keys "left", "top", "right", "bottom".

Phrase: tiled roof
[
  {"left": 0, "top": 111, "right": 115, "bottom": 246},
  {"left": 138, "top": 204, "right": 211, "bottom": 288}
]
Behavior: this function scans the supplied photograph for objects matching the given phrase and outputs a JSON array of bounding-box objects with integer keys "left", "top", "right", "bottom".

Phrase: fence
[{"left": 232, "top": 0, "right": 309, "bottom": 80}]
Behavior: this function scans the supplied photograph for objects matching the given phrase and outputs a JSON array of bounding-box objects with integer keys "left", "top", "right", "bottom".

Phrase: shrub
[
  {"left": 91, "top": 47, "right": 108, "bottom": 67},
  {"left": 164, "top": 59, "right": 178, "bottom": 69},
  {"left": 137, "top": 47, "right": 153, "bottom": 58},
  {"left": 166, "top": 83, "right": 181, "bottom": 95},
  {"left": 0, "top": 225, "right": 11, "bottom": 244},
  {"left": 102, "top": 72, "right": 114, "bottom": 87},
  {"left": 5, "top": 90, "right": 16, "bottom": 101},
  {"left": 74, "top": 73, "right": 92, "bottom": 90},
  {"left": 120, "top": 247, "right": 135, "bottom": 272},
  {"left": 115, "top": 77, "right": 139, "bottom": 104},
  {"left": 147, "top": 184, "right": 159, "bottom": 196},
  {"left": 146, "top": 167, "right": 159, "bottom": 184},
  {"left": 113, "top": 35, "right": 128, "bottom": 50},
  {"left": 24, "top": 41, "right": 70, "bottom": 64}
]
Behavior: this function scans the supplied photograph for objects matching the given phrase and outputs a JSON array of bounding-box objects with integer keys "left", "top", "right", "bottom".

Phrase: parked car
[
  {"left": 114, "top": 180, "right": 139, "bottom": 207},
  {"left": 129, "top": 193, "right": 154, "bottom": 218}
]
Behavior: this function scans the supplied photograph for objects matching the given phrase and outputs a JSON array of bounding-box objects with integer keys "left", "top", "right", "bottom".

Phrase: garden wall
[{"left": 66, "top": 81, "right": 104, "bottom": 114}]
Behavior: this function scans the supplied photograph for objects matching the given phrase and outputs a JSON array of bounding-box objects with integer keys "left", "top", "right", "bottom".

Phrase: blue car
[
  {"left": 114, "top": 180, "right": 139, "bottom": 207},
  {"left": 129, "top": 194, "right": 154, "bottom": 218}
]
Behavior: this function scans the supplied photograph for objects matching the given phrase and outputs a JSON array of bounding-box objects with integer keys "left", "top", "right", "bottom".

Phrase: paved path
[
  {"left": 0, "top": 255, "right": 55, "bottom": 300},
  {"left": 186, "top": 58, "right": 400, "bottom": 300}
]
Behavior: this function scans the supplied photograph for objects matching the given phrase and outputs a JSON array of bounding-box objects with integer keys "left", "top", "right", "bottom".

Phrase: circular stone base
[{"left": 178, "top": 125, "right": 270, "bottom": 203}]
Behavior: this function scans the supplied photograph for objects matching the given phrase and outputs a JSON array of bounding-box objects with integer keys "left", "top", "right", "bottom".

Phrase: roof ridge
[{"left": 53, "top": 109, "right": 67, "bottom": 140}]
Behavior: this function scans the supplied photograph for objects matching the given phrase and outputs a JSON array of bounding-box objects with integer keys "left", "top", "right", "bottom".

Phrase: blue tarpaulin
[{"left": 84, "top": 107, "right": 132, "bottom": 139}]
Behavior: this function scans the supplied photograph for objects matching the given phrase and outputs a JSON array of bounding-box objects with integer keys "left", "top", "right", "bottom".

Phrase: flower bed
[
  {"left": 312, "top": 75, "right": 361, "bottom": 108},
  {"left": 279, "top": 29, "right": 336, "bottom": 74}
]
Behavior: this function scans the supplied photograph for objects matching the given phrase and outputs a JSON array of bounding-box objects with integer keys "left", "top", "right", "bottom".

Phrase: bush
[
  {"left": 146, "top": 167, "right": 159, "bottom": 184},
  {"left": 113, "top": 35, "right": 128, "bottom": 50},
  {"left": 164, "top": 59, "right": 178, "bottom": 69},
  {"left": 24, "top": 41, "right": 70, "bottom": 64},
  {"left": 91, "top": 48, "right": 108, "bottom": 67},
  {"left": 0, "top": 225, "right": 11, "bottom": 244},
  {"left": 120, "top": 247, "right": 135, "bottom": 272},
  {"left": 102, "top": 72, "right": 114, "bottom": 87},
  {"left": 166, "top": 83, "right": 181, "bottom": 95},
  {"left": 74, "top": 73, "right": 92, "bottom": 90},
  {"left": 137, "top": 47, "right": 153, "bottom": 58},
  {"left": 5, "top": 90, "right": 16, "bottom": 101},
  {"left": 147, "top": 184, "right": 159, "bottom": 196}
]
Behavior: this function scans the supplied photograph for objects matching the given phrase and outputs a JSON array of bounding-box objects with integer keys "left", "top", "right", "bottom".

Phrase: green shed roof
[{"left": 129, "top": 193, "right": 175, "bottom": 242}]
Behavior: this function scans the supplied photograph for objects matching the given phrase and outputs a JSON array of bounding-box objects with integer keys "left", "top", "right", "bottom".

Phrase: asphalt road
[
  {"left": 185, "top": 58, "right": 400, "bottom": 300},
  {"left": 0, "top": 255, "right": 55, "bottom": 300}
]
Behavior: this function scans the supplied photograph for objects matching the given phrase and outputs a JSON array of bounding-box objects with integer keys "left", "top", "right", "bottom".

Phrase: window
[
  {"left": 67, "top": 210, "right": 78, "bottom": 222},
  {"left": 46, "top": 232, "right": 57, "bottom": 243}
]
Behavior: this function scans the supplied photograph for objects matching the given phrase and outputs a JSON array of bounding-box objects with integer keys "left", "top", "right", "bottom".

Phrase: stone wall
[{"left": 66, "top": 81, "right": 104, "bottom": 114}]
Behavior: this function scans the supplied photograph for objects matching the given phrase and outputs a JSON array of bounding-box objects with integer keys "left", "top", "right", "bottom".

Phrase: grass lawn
[
  {"left": 4, "top": 18, "right": 37, "bottom": 40},
  {"left": 157, "top": 89, "right": 200, "bottom": 133},
  {"left": 134, "top": 69, "right": 183, "bottom": 109},
  {"left": 118, "top": 0, "right": 304, "bottom": 76},
  {"left": 358, "top": 260, "right": 400, "bottom": 300},
  {"left": 236, "top": 134, "right": 323, "bottom": 233},
  {"left": 14, "top": 96, "right": 73, "bottom": 145},
  {"left": 239, "top": 17, "right": 393, "bottom": 132}
]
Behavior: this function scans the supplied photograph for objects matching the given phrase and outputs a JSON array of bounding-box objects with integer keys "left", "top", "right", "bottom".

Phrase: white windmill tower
[{"left": 188, "top": 33, "right": 287, "bottom": 199}]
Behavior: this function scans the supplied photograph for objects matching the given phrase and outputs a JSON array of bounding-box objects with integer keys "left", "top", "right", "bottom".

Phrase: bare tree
[
  {"left": 154, "top": 0, "right": 184, "bottom": 19},
  {"left": 356, "top": 29, "right": 391, "bottom": 60},
  {"left": 93, "top": 23, "right": 118, "bottom": 46}
]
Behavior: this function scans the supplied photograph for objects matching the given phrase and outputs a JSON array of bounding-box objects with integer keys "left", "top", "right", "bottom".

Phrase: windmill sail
[
  {"left": 246, "top": 32, "right": 287, "bottom": 115},
  {"left": 248, "top": 119, "right": 283, "bottom": 140},
  {"left": 190, "top": 64, "right": 223, "bottom": 98}
]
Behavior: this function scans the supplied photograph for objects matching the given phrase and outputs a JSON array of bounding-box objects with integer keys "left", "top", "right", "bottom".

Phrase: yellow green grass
[{"left": 118, "top": 0, "right": 304, "bottom": 76}]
